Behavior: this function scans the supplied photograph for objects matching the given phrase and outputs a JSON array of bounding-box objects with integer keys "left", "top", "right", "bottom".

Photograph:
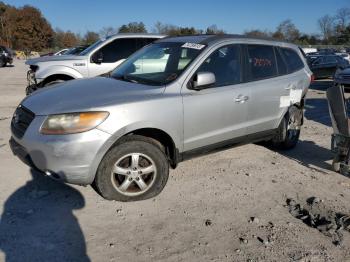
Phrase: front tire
[{"left": 93, "top": 135, "right": 169, "bottom": 201}]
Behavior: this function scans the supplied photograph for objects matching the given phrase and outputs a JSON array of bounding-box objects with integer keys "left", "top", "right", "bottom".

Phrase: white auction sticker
[{"left": 182, "top": 43, "right": 206, "bottom": 50}]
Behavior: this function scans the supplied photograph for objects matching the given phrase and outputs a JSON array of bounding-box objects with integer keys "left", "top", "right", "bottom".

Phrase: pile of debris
[{"left": 286, "top": 197, "right": 350, "bottom": 246}]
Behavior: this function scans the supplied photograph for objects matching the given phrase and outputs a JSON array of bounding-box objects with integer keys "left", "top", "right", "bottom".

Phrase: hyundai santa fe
[{"left": 10, "top": 35, "right": 312, "bottom": 201}]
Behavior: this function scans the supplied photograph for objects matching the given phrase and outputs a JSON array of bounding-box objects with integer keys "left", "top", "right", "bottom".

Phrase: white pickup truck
[{"left": 25, "top": 34, "right": 165, "bottom": 94}]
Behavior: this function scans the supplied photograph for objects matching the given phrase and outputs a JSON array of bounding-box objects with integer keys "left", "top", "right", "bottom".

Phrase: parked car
[
  {"left": 39, "top": 52, "right": 54, "bottom": 57},
  {"left": 336, "top": 52, "right": 350, "bottom": 62},
  {"left": 0, "top": 45, "right": 14, "bottom": 67},
  {"left": 302, "top": 47, "right": 317, "bottom": 54},
  {"left": 10, "top": 35, "right": 312, "bottom": 201},
  {"left": 334, "top": 67, "right": 350, "bottom": 87},
  {"left": 54, "top": 48, "right": 69, "bottom": 56},
  {"left": 64, "top": 45, "right": 90, "bottom": 55},
  {"left": 25, "top": 34, "right": 165, "bottom": 94},
  {"left": 40, "top": 49, "right": 69, "bottom": 57},
  {"left": 308, "top": 55, "right": 349, "bottom": 79}
]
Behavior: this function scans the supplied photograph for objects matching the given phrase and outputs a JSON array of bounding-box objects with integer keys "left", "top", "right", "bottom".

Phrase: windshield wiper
[{"left": 113, "top": 74, "right": 139, "bottom": 83}]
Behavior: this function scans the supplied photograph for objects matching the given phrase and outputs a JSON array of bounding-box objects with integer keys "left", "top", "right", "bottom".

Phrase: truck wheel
[
  {"left": 0, "top": 59, "right": 5, "bottom": 67},
  {"left": 273, "top": 106, "right": 302, "bottom": 150},
  {"left": 44, "top": 79, "right": 66, "bottom": 86},
  {"left": 93, "top": 135, "right": 169, "bottom": 201}
]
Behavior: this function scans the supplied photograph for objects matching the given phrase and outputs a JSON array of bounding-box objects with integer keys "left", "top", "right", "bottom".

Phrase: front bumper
[
  {"left": 10, "top": 116, "right": 112, "bottom": 185},
  {"left": 26, "top": 70, "right": 41, "bottom": 95}
]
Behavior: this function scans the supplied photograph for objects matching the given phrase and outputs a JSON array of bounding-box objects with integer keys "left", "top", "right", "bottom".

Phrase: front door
[{"left": 182, "top": 44, "right": 250, "bottom": 151}]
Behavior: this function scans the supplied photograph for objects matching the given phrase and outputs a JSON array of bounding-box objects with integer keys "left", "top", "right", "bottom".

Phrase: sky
[{"left": 5, "top": 0, "right": 350, "bottom": 35}]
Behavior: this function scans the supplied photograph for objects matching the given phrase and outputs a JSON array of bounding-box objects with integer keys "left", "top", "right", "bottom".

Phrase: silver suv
[
  {"left": 11, "top": 35, "right": 312, "bottom": 201},
  {"left": 25, "top": 34, "right": 165, "bottom": 94}
]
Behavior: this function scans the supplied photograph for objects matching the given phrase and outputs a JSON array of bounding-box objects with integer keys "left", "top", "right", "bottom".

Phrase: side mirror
[
  {"left": 192, "top": 72, "right": 216, "bottom": 90},
  {"left": 92, "top": 52, "right": 103, "bottom": 64}
]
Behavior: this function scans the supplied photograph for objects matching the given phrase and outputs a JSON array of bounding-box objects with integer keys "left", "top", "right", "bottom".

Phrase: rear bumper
[{"left": 6, "top": 57, "right": 13, "bottom": 64}]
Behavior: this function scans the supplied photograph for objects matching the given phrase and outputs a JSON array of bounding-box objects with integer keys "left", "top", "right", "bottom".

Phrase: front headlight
[{"left": 40, "top": 111, "right": 109, "bottom": 135}]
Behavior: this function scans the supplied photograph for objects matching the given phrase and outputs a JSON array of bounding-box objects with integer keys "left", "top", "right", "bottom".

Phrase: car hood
[
  {"left": 25, "top": 55, "right": 86, "bottom": 65},
  {"left": 22, "top": 77, "right": 165, "bottom": 115}
]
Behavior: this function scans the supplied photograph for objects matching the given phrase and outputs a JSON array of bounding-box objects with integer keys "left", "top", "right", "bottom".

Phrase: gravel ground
[{"left": 0, "top": 60, "right": 350, "bottom": 262}]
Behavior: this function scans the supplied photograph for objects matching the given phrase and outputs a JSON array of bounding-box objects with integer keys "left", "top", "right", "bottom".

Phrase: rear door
[{"left": 243, "top": 44, "right": 290, "bottom": 134}]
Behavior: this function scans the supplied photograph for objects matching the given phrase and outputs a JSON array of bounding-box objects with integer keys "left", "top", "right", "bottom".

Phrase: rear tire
[
  {"left": 93, "top": 135, "right": 169, "bottom": 201},
  {"left": 273, "top": 106, "right": 302, "bottom": 150},
  {"left": 0, "top": 58, "right": 5, "bottom": 67}
]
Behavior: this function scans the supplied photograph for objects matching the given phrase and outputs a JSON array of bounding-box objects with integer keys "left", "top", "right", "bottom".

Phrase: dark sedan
[
  {"left": 335, "top": 67, "right": 350, "bottom": 87},
  {"left": 0, "top": 46, "right": 13, "bottom": 67},
  {"left": 308, "top": 55, "right": 349, "bottom": 79}
]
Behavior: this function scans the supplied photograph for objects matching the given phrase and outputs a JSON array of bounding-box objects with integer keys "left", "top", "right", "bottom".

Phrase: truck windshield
[
  {"left": 111, "top": 42, "right": 206, "bottom": 86},
  {"left": 79, "top": 39, "right": 104, "bottom": 56}
]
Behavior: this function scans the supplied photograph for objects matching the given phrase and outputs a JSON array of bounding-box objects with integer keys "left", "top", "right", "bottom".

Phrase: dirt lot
[{"left": 0, "top": 60, "right": 350, "bottom": 262}]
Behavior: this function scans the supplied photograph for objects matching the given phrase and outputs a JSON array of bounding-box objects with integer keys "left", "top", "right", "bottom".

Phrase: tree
[
  {"left": 296, "top": 34, "right": 320, "bottom": 45},
  {"left": 11, "top": 5, "right": 54, "bottom": 51},
  {"left": 245, "top": 29, "right": 271, "bottom": 38},
  {"left": 275, "top": 19, "right": 300, "bottom": 42},
  {"left": 336, "top": 7, "right": 350, "bottom": 30},
  {"left": 61, "top": 30, "right": 78, "bottom": 47},
  {"left": 0, "top": 3, "right": 53, "bottom": 50},
  {"left": 318, "top": 15, "right": 335, "bottom": 43},
  {"left": 53, "top": 28, "right": 80, "bottom": 48},
  {"left": 205, "top": 25, "right": 225, "bottom": 35},
  {"left": 118, "top": 22, "right": 147, "bottom": 33},
  {"left": 83, "top": 31, "right": 99, "bottom": 45},
  {"left": 272, "top": 31, "right": 284, "bottom": 40},
  {"left": 152, "top": 22, "right": 202, "bottom": 36},
  {"left": 153, "top": 22, "right": 177, "bottom": 34},
  {"left": 99, "top": 26, "right": 117, "bottom": 38}
]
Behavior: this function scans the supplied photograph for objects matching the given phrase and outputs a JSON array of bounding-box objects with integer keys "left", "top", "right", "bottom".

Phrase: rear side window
[
  {"left": 275, "top": 48, "right": 288, "bottom": 75},
  {"left": 98, "top": 38, "right": 138, "bottom": 63},
  {"left": 280, "top": 48, "right": 304, "bottom": 73},
  {"left": 247, "top": 45, "right": 277, "bottom": 81}
]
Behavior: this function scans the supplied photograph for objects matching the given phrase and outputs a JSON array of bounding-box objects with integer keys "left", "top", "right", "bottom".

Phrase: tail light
[{"left": 310, "top": 74, "right": 315, "bottom": 83}]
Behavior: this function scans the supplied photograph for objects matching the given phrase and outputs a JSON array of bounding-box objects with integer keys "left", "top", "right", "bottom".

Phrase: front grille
[{"left": 11, "top": 106, "right": 35, "bottom": 139}]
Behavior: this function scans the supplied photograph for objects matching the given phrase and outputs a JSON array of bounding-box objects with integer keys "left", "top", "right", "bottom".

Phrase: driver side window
[{"left": 196, "top": 44, "right": 241, "bottom": 87}]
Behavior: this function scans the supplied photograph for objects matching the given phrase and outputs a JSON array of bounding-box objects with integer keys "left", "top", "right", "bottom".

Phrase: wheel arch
[
  {"left": 121, "top": 128, "right": 180, "bottom": 169},
  {"left": 35, "top": 65, "right": 83, "bottom": 85},
  {"left": 42, "top": 74, "right": 75, "bottom": 86}
]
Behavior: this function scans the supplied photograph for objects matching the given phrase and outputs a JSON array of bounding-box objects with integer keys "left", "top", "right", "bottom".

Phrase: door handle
[{"left": 235, "top": 95, "right": 249, "bottom": 103}]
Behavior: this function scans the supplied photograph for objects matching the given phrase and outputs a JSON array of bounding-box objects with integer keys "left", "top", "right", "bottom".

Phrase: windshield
[
  {"left": 65, "top": 46, "right": 89, "bottom": 55},
  {"left": 79, "top": 39, "right": 104, "bottom": 56},
  {"left": 111, "top": 42, "right": 206, "bottom": 86}
]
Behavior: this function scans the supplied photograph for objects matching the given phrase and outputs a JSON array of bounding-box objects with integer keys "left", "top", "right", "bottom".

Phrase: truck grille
[{"left": 11, "top": 106, "right": 35, "bottom": 139}]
